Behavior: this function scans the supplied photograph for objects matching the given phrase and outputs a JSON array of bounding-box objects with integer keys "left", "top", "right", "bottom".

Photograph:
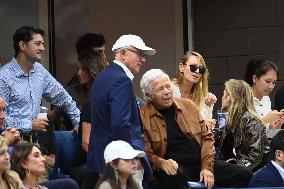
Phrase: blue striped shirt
[{"left": 0, "top": 58, "right": 80, "bottom": 133}]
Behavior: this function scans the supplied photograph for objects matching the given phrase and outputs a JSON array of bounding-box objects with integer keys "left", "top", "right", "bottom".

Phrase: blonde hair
[
  {"left": 172, "top": 51, "right": 209, "bottom": 110},
  {"left": 0, "top": 136, "right": 24, "bottom": 189},
  {"left": 225, "top": 79, "right": 261, "bottom": 131}
]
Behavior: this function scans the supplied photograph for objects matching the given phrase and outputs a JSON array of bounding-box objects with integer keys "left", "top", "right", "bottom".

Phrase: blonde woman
[
  {"left": 0, "top": 136, "right": 23, "bottom": 189},
  {"left": 218, "top": 79, "right": 269, "bottom": 172},
  {"left": 172, "top": 51, "right": 217, "bottom": 128}
]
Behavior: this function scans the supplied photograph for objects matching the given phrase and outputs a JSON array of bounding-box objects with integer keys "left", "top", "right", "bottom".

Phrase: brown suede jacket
[{"left": 140, "top": 97, "right": 215, "bottom": 172}]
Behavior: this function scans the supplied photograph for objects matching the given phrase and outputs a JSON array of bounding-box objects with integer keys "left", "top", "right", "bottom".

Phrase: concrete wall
[{"left": 193, "top": 0, "right": 284, "bottom": 112}]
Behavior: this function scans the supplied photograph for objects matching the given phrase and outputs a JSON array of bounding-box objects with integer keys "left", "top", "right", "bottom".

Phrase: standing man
[
  {"left": 85, "top": 34, "right": 155, "bottom": 188},
  {"left": 0, "top": 26, "right": 80, "bottom": 139}
]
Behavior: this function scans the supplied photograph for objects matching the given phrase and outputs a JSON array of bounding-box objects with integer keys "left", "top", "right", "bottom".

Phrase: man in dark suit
[
  {"left": 249, "top": 130, "right": 284, "bottom": 187},
  {"left": 83, "top": 34, "right": 155, "bottom": 189}
]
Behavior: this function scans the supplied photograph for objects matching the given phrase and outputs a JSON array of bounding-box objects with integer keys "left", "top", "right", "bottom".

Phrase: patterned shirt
[{"left": 0, "top": 57, "right": 80, "bottom": 133}]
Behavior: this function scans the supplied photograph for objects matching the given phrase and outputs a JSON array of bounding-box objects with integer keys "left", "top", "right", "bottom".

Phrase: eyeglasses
[
  {"left": 188, "top": 64, "right": 206, "bottom": 74},
  {"left": 124, "top": 48, "right": 146, "bottom": 59}
]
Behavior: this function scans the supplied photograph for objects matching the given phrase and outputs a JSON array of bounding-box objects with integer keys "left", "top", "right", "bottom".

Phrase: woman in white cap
[{"left": 95, "top": 140, "right": 145, "bottom": 189}]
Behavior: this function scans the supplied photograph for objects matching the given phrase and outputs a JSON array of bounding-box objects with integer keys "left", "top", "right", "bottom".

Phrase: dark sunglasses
[{"left": 188, "top": 64, "right": 206, "bottom": 74}]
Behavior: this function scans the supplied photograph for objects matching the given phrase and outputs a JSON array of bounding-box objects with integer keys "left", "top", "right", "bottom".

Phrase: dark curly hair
[{"left": 75, "top": 33, "right": 105, "bottom": 55}]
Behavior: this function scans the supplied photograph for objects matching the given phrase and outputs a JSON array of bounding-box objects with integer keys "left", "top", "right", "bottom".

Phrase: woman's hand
[
  {"left": 269, "top": 115, "right": 284, "bottom": 129},
  {"left": 205, "top": 92, "right": 217, "bottom": 107},
  {"left": 262, "top": 110, "right": 284, "bottom": 128},
  {"left": 205, "top": 119, "right": 216, "bottom": 130}
]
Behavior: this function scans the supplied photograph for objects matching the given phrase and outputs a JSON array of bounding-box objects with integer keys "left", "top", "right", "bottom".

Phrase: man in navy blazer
[
  {"left": 84, "top": 34, "right": 155, "bottom": 189},
  {"left": 249, "top": 130, "right": 284, "bottom": 187}
]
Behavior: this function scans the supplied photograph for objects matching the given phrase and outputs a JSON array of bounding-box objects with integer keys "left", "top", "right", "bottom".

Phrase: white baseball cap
[
  {"left": 112, "top": 34, "right": 156, "bottom": 55},
  {"left": 104, "top": 140, "right": 145, "bottom": 163}
]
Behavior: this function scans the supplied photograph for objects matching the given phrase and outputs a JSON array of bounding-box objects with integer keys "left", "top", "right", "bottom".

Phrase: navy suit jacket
[
  {"left": 87, "top": 62, "right": 151, "bottom": 174},
  {"left": 249, "top": 161, "right": 284, "bottom": 187}
]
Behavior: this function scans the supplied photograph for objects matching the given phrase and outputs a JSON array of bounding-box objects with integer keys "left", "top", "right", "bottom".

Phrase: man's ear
[
  {"left": 178, "top": 63, "right": 184, "bottom": 73},
  {"left": 19, "top": 41, "right": 26, "bottom": 51},
  {"left": 118, "top": 49, "right": 128, "bottom": 60},
  {"left": 275, "top": 150, "right": 282, "bottom": 162},
  {"left": 145, "top": 93, "right": 152, "bottom": 101}
]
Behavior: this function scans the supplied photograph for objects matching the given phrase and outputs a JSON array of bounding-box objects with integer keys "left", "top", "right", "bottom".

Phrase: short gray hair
[{"left": 140, "top": 69, "right": 170, "bottom": 101}]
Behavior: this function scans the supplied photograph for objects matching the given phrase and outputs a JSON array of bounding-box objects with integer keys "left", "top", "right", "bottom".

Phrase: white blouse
[{"left": 253, "top": 96, "right": 271, "bottom": 117}]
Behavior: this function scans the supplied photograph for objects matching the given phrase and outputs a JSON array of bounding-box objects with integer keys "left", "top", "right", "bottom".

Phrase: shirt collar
[
  {"left": 113, "top": 60, "right": 134, "bottom": 81},
  {"left": 271, "top": 160, "right": 284, "bottom": 181},
  {"left": 11, "top": 57, "right": 36, "bottom": 77},
  {"left": 147, "top": 97, "right": 182, "bottom": 118}
]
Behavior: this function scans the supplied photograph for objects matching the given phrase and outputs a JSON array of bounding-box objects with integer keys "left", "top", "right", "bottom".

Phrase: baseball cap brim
[
  {"left": 118, "top": 150, "right": 145, "bottom": 160},
  {"left": 133, "top": 45, "right": 156, "bottom": 56}
]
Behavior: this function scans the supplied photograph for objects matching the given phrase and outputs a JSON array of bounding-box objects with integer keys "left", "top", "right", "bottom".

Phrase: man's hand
[
  {"left": 2, "top": 127, "right": 20, "bottom": 145},
  {"left": 32, "top": 118, "right": 49, "bottom": 132},
  {"left": 200, "top": 169, "right": 214, "bottom": 189},
  {"left": 160, "top": 159, "right": 178, "bottom": 175}
]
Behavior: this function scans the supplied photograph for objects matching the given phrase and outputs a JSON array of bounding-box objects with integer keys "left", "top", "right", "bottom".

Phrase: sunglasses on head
[{"left": 188, "top": 64, "right": 206, "bottom": 74}]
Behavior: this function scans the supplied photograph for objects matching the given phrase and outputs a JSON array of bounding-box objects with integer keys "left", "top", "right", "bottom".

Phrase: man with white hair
[
  {"left": 139, "top": 69, "right": 253, "bottom": 189},
  {"left": 84, "top": 34, "right": 155, "bottom": 189}
]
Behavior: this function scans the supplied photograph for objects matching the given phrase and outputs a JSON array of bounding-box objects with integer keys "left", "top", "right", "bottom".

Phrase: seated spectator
[
  {"left": 11, "top": 142, "right": 79, "bottom": 189},
  {"left": 171, "top": 51, "right": 217, "bottom": 129},
  {"left": 95, "top": 140, "right": 144, "bottom": 189},
  {"left": 0, "top": 135, "right": 23, "bottom": 189},
  {"left": 217, "top": 79, "right": 269, "bottom": 172},
  {"left": 0, "top": 97, "right": 21, "bottom": 146},
  {"left": 249, "top": 130, "right": 284, "bottom": 187},
  {"left": 139, "top": 69, "right": 252, "bottom": 189},
  {"left": 244, "top": 59, "right": 284, "bottom": 128}
]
